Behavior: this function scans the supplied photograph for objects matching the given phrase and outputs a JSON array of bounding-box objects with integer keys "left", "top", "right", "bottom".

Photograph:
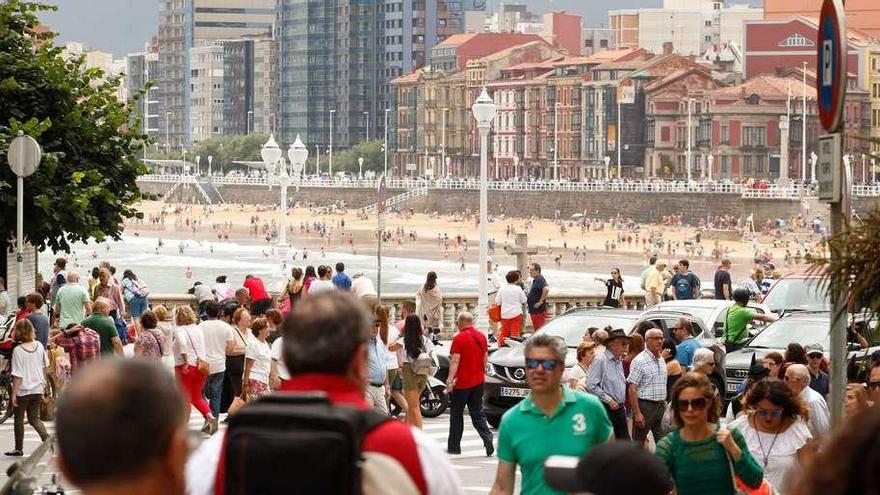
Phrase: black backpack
[{"left": 224, "top": 392, "right": 391, "bottom": 495}]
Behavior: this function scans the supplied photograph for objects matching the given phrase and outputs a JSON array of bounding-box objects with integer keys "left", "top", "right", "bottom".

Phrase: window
[
  {"left": 585, "top": 39, "right": 594, "bottom": 48},
  {"left": 721, "top": 123, "right": 729, "bottom": 143},
  {"left": 661, "top": 126, "right": 671, "bottom": 143},
  {"left": 743, "top": 155, "right": 753, "bottom": 174},
  {"left": 720, "top": 155, "right": 729, "bottom": 174},
  {"left": 743, "top": 126, "right": 766, "bottom": 147},
  {"left": 779, "top": 33, "right": 815, "bottom": 48}
]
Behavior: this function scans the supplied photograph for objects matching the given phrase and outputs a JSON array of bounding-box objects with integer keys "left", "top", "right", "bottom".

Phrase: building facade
[
  {"left": 189, "top": 42, "right": 225, "bottom": 144},
  {"left": 125, "top": 51, "right": 161, "bottom": 142},
  {"left": 158, "top": 0, "right": 274, "bottom": 148},
  {"left": 764, "top": 0, "right": 880, "bottom": 40}
]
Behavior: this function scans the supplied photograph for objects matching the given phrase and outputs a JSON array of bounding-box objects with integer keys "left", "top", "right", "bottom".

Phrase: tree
[
  {"left": 0, "top": 1, "right": 148, "bottom": 254},
  {"left": 332, "top": 140, "right": 385, "bottom": 175},
  {"left": 146, "top": 133, "right": 269, "bottom": 173}
]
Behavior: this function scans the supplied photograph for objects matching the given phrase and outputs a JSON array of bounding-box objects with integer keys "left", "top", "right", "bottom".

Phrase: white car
[{"left": 642, "top": 299, "right": 771, "bottom": 339}]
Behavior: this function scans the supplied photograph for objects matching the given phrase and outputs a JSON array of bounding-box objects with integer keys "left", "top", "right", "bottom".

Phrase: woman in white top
[
  {"left": 389, "top": 314, "right": 434, "bottom": 429},
  {"left": 5, "top": 319, "right": 49, "bottom": 456},
  {"left": 494, "top": 270, "right": 527, "bottom": 347},
  {"left": 152, "top": 305, "right": 176, "bottom": 371},
  {"left": 729, "top": 379, "right": 813, "bottom": 494},
  {"left": 243, "top": 317, "right": 272, "bottom": 402},
  {"left": 563, "top": 341, "right": 598, "bottom": 392},
  {"left": 172, "top": 305, "right": 216, "bottom": 435},
  {"left": 376, "top": 305, "right": 407, "bottom": 416},
  {"left": 416, "top": 271, "right": 443, "bottom": 337}
]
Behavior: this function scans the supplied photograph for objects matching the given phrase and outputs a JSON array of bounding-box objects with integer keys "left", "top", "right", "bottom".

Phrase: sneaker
[
  {"left": 210, "top": 418, "right": 219, "bottom": 435},
  {"left": 200, "top": 420, "right": 211, "bottom": 434},
  {"left": 484, "top": 442, "right": 495, "bottom": 457},
  {"left": 447, "top": 448, "right": 461, "bottom": 455},
  {"left": 4, "top": 450, "right": 22, "bottom": 457}
]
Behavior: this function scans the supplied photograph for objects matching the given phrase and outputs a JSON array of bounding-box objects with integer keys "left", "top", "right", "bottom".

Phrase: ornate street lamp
[{"left": 471, "top": 87, "right": 496, "bottom": 334}]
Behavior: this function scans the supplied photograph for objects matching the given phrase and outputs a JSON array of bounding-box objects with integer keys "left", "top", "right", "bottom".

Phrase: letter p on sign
[{"left": 823, "top": 41, "right": 833, "bottom": 87}]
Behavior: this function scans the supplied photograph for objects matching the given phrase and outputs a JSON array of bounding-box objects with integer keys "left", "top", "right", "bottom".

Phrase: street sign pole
[
  {"left": 377, "top": 176, "right": 388, "bottom": 302},
  {"left": 816, "top": 0, "right": 847, "bottom": 428},
  {"left": 6, "top": 131, "right": 42, "bottom": 302}
]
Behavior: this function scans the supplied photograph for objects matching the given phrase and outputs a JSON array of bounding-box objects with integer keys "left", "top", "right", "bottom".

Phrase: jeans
[
  {"left": 604, "top": 403, "right": 630, "bottom": 441},
  {"left": 129, "top": 296, "right": 149, "bottom": 318},
  {"left": 13, "top": 394, "right": 48, "bottom": 451},
  {"left": 448, "top": 384, "right": 493, "bottom": 452},
  {"left": 202, "top": 372, "right": 225, "bottom": 418}
]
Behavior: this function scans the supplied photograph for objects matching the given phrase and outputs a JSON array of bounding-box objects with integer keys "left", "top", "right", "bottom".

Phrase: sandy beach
[{"left": 123, "top": 200, "right": 823, "bottom": 284}]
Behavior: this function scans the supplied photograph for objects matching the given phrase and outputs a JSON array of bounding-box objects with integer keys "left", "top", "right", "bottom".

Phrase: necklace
[{"left": 753, "top": 418, "right": 782, "bottom": 468}]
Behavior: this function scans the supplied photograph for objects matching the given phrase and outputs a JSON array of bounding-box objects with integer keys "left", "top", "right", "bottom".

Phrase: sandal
[{"left": 4, "top": 450, "right": 23, "bottom": 457}]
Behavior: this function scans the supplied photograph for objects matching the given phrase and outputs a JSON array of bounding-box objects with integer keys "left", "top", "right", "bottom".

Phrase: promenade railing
[{"left": 139, "top": 174, "right": 880, "bottom": 198}]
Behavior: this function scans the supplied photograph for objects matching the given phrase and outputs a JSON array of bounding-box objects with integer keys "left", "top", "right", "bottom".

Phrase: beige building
[{"left": 189, "top": 42, "right": 225, "bottom": 144}]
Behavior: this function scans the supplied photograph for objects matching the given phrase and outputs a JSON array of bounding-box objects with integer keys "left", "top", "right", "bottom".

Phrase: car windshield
[
  {"left": 539, "top": 313, "right": 636, "bottom": 345},
  {"left": 656, "top": 305, "right": 717, "bottom": 326},
  {"left": 747, "top": 318, "right": 829, "bottom": 350},
  {"left": 763, "top": 278, "right": 829, "bottom": 312}
]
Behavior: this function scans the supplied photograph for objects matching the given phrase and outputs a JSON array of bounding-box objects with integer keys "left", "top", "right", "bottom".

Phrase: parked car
[
  {"left": 641, "top": 299, "right": 770, "bottom": 340},
  {"left": 762, "top": 273, "right": 829, "bottom": 316},
  {"left": 723, "top": 312, "right": 880, "bottom": 398},
  {"left": 482, "top": 308, "right": 640, "bottom": 428}
]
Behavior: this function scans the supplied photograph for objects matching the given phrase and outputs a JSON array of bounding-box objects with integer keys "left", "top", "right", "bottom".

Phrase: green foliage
[
  {"left": 146, "top": 133, "right": 270, "bottom": 172},
  {"left": 331, "top": 140, "right": 386, "bottom": 175},
  {"left": 809, "top": 206, "right": 880, "bottom": 316},
  {"left": 0, "top": 0, "right": 148, "bottom": 253}
]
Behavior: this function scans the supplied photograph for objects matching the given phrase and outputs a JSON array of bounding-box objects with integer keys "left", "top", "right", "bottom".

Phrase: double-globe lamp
[{"left": 262, "top": 134, "right": 308, "bottom": 246}]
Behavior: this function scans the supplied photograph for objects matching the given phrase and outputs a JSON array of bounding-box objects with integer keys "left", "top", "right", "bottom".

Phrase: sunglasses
[
  {"left": 755, "top": 408, "right": 783, "bottom": 419},
  {"left": 676, "top": 397, "right": 708, "bottom": 411},
  {"left": 868, "top": 381, "right": 880, "bottom": 390},
  {"left": 525, "top": 358, "right": 559, "bottom": 371}
]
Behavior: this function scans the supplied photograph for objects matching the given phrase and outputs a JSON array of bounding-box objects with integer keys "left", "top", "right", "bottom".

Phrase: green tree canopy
[
  {"left": 146, "top": 133, "right": 269, "bottom": 173},
  {"left": 0, "top": 1, "right": 147, "bottom": 253},
  {"left": 331, "top": 140, "right": 386, "bottom": 175}
]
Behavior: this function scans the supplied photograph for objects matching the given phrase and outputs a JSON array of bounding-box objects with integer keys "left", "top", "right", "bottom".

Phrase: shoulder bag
[{"left": 184, "top": 327, "right": 210, "bottom": 375}]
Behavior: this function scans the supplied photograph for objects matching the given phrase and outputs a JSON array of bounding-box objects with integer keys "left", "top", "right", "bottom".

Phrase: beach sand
[{"left": 125, "top": 200, "right": 822, "bottom": 282}]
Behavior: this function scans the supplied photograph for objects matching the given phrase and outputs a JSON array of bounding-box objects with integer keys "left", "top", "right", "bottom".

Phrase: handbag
[
  {"left": 725, "top": 447, "right": 772, "bottom": 495},
  {"left": 487, "top": 304, "right": 501, "bottom": 323},
  {"left": 40, "top": 387, "right": 55, "bottom": 422},
  {"left": 184, "top": 327, "right": 210, "bottom": 375}
]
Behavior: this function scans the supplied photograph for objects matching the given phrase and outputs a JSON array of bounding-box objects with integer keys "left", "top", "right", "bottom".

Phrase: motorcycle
[{"left": 390, "top": 352, "right": 449, "bottom": 418}]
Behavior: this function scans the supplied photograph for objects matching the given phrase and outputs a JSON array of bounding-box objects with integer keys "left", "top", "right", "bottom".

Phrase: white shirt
[
  {"left": 245, "top": 338, "right": 272, "bottom": 384},
  {"left": 495, "top": 283, "right": 527, "bottom": 319},
  {"left": 270, "top": 337, "right": 290, "bottom": 380},
  {"left": 380, "top": 331, "right": 399, "bottom": 370},
  {"left": 800, "top": 386, "right": 831, "bottom": 437},
  {"left": 308, "top": 279, "right": 335, "bottom": 294},
  {"left": 394, "top": 334, "right": 434, "bottom": 365},
  {"left": 174, "top": 324, "right": 206, "bottom": 367},
  {"left": 11, "top": 341, "right": 48, "bottom": 396},
  {"left": 729, "top": 415, "right": 812, "bottom": 494},
  {"left": 199, "top": 319, "right": 234, "bottom": 374},
  {"left": 212, "top": 282, "right": 234, "bottom": 301},
  {"left": 387, "top": 325, "right": 404, "bottom": 366},
  {"left": 352, "top": 276, "right": 377, "bottom": 298},
  {"left": 487, "top": 271, "right": 504, "bottom": 294}
]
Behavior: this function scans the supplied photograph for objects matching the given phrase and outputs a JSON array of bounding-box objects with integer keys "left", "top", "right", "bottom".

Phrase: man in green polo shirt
[
  {"left": 724, "top": 289, "right": 777, "bottom": 352},
  {"left": 490, "top": 334, "right": 612, "bottom": 495}
]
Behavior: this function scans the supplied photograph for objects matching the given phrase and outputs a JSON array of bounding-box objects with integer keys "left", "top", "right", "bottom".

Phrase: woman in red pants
[
  {"left": 494, "top": 270, "right": 527, "bottom": 346},
  {"left": 172, "top": 305, "right": 216, "bottom": 435}
]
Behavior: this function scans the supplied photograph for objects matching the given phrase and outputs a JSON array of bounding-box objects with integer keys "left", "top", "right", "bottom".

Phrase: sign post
[
  {"left": 377, "top": 175, "right": 388, "bottom": 301},
  {"left": 6, "top": 131, "right": 42, "bottom": 302},
  {"left": 617, "top": 82, "right": 635, "bottom": 179},
  {"left": 816, "top": 0, "right": 847, "bottom": 428}
]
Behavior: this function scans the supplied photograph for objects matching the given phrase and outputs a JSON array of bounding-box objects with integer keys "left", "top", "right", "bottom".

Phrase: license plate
[
  {"left": 726, "top": 382, "right": 739, "bottom": 393},
  {"left": 500, "top": 387, "right": 529, "bottom": 398}
]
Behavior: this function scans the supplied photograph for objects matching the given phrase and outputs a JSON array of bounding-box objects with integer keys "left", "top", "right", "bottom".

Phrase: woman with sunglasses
[
  {"left": 728, "top": 379, "right": 811, "bottom": 494},
  {"left": 656, "top": 373, "right": 764, "bottom": 495},
  {"left": 594, "top": 268, "right": 625, "bottom": 308}
]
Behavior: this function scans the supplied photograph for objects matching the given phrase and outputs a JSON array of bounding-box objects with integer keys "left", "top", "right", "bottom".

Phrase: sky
[{"left": 38, "top": 0, "right": 758, "bottom": 57}]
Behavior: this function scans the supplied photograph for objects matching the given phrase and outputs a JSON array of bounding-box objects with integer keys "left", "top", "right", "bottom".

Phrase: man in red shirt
[
  {"left": 186, "top": 292, "right": 459, "bottom": 495},
  {"left": 242, "top": 274, "right": 271, "bottom": 316},
  {"left": 446, "top": 312, "right": 494, "bottom": 456}
]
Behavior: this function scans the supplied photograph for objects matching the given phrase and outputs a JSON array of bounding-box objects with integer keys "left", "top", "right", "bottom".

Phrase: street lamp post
[
  {"left": 358, "top": 156, "right": 364, "bottom": 179},
  {"left": 603, "top": 155, "right": 611, "bottom": 181},
  {"left": 315, "top": 145, "right": 320, "bottom": 176},
  {"left": 707, "top": 155, "right": 714, "bottom": 182},
  {"left": 810, "top": 151, "right": 818, "bottom": 183},
  {"left": 207, "top": 155, "right": 213, "bottom": 176},
  {"left": 686, "top": 97, "right": 693, "bottom": 182},
  {"left": 364, "top": 111, "right": 370, "bottom": 142},
  {"left": 329, "top": 109, "right": 335, "bottom": 177},
  {"left": 802, "top": 61, "right": 807, "bottom": 183},
  {"left": 472, "top": 87, "right": 496, "bottom": 334},
  {"left": 6, "top": 131, "right": 42, "bottom": 301},
  {"left": 195, "top": 155, "right": 201, "bottom": 176},
  {"left": 181, "top": 146, "right": 187, "bottom": 176},
  {"left": 441, "top": 108, "right": 448, "bottom": 177},
  {"left": 247, "top": 110, "right": 253, "bottom": 135},
  {"left": 384, "top": 108, "right": 390, "bottom": 177},
  {"left": 165, "top": 111, "right": 171, "bottom": 153},
  {"left": 553, "top": 102, "right": 560, "bottom": 180}
]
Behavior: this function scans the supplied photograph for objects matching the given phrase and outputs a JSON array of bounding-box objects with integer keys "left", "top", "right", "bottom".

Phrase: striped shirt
[
  {"left": 586, "top": 350, "right": 627, "bottom": 404},
  {"left": 626, "top": 349, "right": 668, "bottom": 402}
]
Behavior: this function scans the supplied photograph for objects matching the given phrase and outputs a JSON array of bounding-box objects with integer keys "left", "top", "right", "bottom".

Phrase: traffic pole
[{"left": 828, "top": 146, "right": 846, "bottom": 426}]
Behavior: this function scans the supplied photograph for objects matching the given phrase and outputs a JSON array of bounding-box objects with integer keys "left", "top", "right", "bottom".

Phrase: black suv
[{"left": 482, "top": 308, "right": 639, "bottom": 428}]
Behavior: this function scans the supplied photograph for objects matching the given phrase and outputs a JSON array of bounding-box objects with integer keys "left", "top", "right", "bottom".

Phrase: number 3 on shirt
[{"left": 572, "top": 413, "right": 587, "bottom": 433}]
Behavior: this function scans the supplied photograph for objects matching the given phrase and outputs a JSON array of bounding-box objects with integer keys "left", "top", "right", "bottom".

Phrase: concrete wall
[{"left": 138, "top": 180, "right": 880, "bottom": 223}]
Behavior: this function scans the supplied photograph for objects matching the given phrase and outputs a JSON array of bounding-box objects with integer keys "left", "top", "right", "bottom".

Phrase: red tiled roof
[
  {"left": 433, "top": 33, "right": 479, "bottom": 49},
  {"left": 713, "top": 75, "right": 816, "bottom": 99},
  {"left": 391, "top": 68, "right": 424, "bottom": 85}
]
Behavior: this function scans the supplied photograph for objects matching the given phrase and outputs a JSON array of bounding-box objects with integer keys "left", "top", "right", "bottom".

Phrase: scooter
[{"left": 390, "top": 352, "right": 449, "bottom": 418}]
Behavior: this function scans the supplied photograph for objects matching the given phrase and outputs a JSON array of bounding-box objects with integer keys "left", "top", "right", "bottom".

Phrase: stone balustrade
[{"left": 146, "top": 291, "right": 648, "bottom": 338}]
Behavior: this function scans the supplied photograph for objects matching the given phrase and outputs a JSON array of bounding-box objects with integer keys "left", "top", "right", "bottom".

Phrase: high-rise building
[
  {"left": 609, "top": 0, "right": 762, "bottom": 56},
  {"left": 223, "top": 40, "right": 254, "bottom": 136},
  {"left": 189, "top": 42, "right": 225, "bottom": 144},
  {"left": 125, "top": 49, "right": 161, "bottom": 143},
  {"left": 276, "top": 0, "right": 485, "bottom": 151},
  {"left": 158, "top": 0, "right": 274, "bottom": 148},
  {"left": 252, "top": 38, "right": 278, "bottom": 135}
]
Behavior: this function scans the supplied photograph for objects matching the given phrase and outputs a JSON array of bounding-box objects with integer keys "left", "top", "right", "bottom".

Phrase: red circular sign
[{"left": 817, "top": 0, "right": 847, "bottom": 132}]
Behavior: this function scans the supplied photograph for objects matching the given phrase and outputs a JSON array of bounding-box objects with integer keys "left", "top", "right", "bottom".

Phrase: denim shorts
[{"left": 129, "top": 296, "right": 149, "bottom": 318}]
